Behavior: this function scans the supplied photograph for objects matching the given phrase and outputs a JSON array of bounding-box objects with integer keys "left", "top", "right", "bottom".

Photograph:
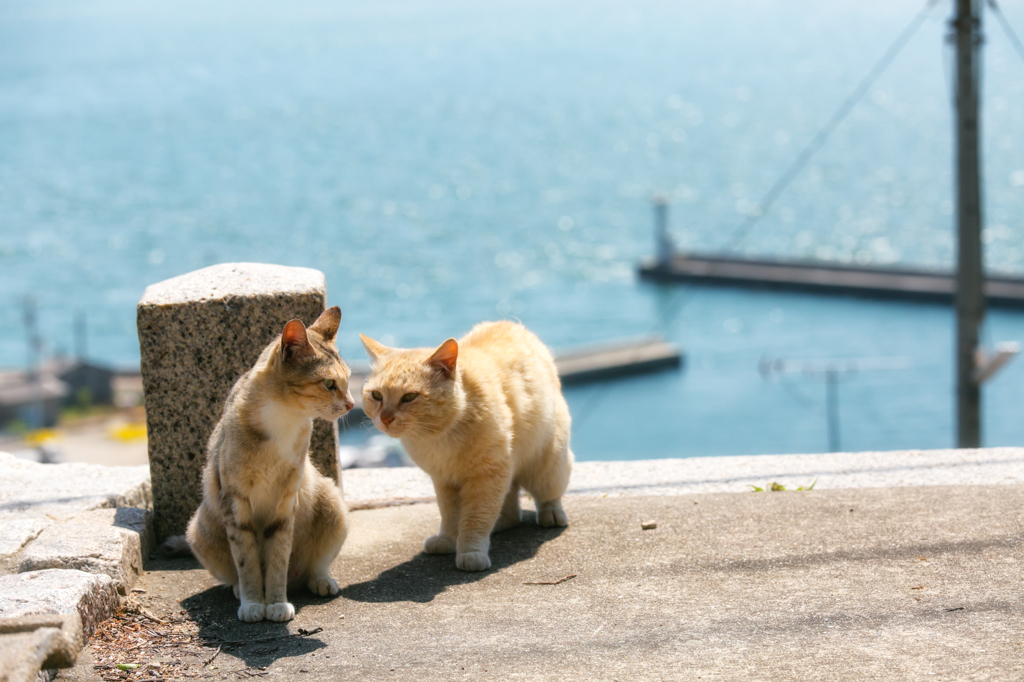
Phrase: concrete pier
[{"left": 639, "top": 253, "right": 1024, "bottom": 306}]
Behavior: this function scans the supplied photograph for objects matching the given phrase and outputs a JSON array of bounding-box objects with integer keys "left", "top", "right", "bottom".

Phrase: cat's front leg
[
  {"left": 262, "top": 515, "right": 296, "bottom": 622},
  {"left": 454, "top": 475, "right": 509, "bottom": 571},
  {"left": 224, "top": 508, "right": 266, "bottom": 622},
  {"left": 424, "top": 480, "right": 459, "bottom": 555}
]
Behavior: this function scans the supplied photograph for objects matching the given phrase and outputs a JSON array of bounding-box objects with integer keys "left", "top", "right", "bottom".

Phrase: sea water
[{"left": 2, "top": 0, "right": 1024, "bottom": 459}]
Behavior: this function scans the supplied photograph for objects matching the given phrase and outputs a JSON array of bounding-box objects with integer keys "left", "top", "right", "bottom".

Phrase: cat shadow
[
  {"left": 180, "top": 585, "right": 327, "bottom": 669},
  {"left": 340, "top": 511, "right": 566, "bottom": 604}
]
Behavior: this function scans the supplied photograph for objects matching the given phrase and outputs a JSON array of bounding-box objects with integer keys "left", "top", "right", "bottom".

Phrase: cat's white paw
[
  {"left": 237, "top": 602, "right": 265, "bottom": 623},
  {"left": 265, "top": 602, "right": 295, "bottom": 622},
  {"left": 307, "top": 575, "right": 339, "bottom": 597},
  {"left": 455, "top": 551, "right": 491, "bottom": 572},
  {"left": 424, "top": 534, "right": 456, "bottom": 554},
  {"left": 231, "top": 584, "right": 240, "bottom": 599},
  {"left": 538, "top": 507, "right": 568, "bottom": 528}
]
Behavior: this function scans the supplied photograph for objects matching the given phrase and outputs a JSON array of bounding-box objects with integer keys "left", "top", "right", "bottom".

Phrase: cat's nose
[
  {"left": 343, "top": 393, "right": 355, "bottom": 412},
  {"left": 381, "top": 413, "right": 395, "bottom": 427}
]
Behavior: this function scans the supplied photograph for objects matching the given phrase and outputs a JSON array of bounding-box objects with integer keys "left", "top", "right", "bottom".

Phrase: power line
[
  {"left": 721, "top": 0, "right": 942, "bottom": 253},
  {"left": 986, "top": 0, "right": 1024, "bottom": 66},
  {"left": 573, "top": 0, "right": 942, "bottom": 431}
]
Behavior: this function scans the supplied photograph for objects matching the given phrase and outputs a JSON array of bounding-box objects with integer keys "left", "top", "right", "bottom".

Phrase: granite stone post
[{"left": 137, "top": 263, "right": 341, "bottom": 541}]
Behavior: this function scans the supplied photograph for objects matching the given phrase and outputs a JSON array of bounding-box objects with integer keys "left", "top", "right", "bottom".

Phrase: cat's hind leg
[
  {"left": 296, "top": 474, "right": 348, "bottom": 597},
  {"left": 186, "top": 503, "right": 239, "bottom": 590},
  {"left": 491, "top": 481, "right": 522, "bottom": 533},
  {"left": 521, "top": 443, "right": 573, "bottom": 528}
]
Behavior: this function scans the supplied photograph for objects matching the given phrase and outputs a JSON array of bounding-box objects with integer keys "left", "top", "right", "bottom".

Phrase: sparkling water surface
[{"left": 3, "top": 0, "right": 1024, "bottom": 458}]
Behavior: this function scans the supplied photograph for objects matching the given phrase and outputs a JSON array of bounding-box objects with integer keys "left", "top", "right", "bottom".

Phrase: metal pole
[
  {"left": 22, "top": 295, "right": 41, "bottom": 376},
  {"left": 74, "top": 311, "right": 87, "bottom": 361},
  {"left": 653, "top": 196, "right": 672, "bottom": 267},
  {"left": 952, "top": 0, "right": 984, "bottom": 448},
  {"left": 825, "top": 370, "right": 840, "bottom": 453}
]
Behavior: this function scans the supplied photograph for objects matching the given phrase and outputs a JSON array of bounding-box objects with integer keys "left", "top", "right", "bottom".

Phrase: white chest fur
[{"left": 257, "top": 400, "right": 313, "bottom": 464}]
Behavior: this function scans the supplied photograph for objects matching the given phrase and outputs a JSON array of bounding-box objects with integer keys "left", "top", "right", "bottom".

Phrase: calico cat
[
  {"left": 360, "top": 320, "right": 573, "bottom": 572},
  {"left": 186, "top": 307, "right": 354, "bottom": 622}
]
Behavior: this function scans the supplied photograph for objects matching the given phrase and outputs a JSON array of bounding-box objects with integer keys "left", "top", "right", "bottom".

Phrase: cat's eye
[
  {"left": 323, "top": 379, "right": 336, "bottom": 390},
  {"left": 371, "top": 390, "right": 383, "bottom": 401},
  {"left": 400, "top": 392, "right": 418, "bottom": 403}
]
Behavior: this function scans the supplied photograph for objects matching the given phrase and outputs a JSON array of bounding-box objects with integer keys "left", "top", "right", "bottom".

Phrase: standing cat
[
  {"left": 186, "top": 307, "right": 354, "bottom": 622},
  {"left": 360, "top": 320, "right": 573, "bottom": 572}
]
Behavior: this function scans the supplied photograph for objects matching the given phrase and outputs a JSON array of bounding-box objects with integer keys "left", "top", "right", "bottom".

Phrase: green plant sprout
[{"left": 748, "top": 478, "right": 817, "bottom": 492}]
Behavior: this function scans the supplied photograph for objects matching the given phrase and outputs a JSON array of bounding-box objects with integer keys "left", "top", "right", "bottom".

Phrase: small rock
[{"left": 641, "top": 520, "right": 658, "bottom": 530}]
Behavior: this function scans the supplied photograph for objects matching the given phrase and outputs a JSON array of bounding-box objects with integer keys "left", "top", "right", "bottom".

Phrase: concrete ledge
[
  {"left": 341, "top": 447, "right": 1024, "bottom": 505},
  {"left": 0, "top": 452, "right": 150, "bottom": 524}
]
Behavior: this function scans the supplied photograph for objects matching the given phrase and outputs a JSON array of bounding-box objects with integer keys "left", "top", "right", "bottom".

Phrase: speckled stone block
[
  {"left": 0, "top": 570, "right": 118, "bottom": 640},
  {"left": 137, "top": 263, "right": 341, "bottom": 541}
]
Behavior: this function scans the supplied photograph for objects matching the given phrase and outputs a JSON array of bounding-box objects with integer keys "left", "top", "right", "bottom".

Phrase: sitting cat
[
  {"left": 186, "top": 306, "right": 354, "bottom": 622},
  {"left": 360, "top": 320, "right": 573, "bottom": 572}
]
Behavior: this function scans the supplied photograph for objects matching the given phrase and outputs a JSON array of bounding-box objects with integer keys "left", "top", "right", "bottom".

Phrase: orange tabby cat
[
  {"left": 186, "top": 307, "right": 354, "bottom": 622},
  {"left": 360, "top": 320, "right": 573, "bottom": 571}
]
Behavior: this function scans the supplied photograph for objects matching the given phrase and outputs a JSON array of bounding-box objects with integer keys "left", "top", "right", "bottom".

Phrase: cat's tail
[{"left": 159, "top": 534, "right": 193, "bottom": 558}]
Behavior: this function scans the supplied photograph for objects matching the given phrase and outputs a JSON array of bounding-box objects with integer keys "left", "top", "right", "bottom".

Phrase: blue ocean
[{"left": 3, "top": 0, "right": 1024, "bottom": 459}]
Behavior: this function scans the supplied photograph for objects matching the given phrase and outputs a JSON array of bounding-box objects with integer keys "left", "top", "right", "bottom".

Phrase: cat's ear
[
  {"left": 427, "top": 338, "right": 458, "bottom": 379},
  {"left": 281, "top": 319, "right": 313, "bottom": 360},
  {"left": 309, "top": 306, "right": 341, "bottom": 341},
  {"left": 360, "top": 334, "right": 390, "bottom": 364}
]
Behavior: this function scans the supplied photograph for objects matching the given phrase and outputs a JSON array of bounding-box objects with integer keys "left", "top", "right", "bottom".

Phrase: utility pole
[
  {"left": 825, "top": 369, "right": 840, "bottom": 453},
  {"left": 952, "top": 0, "right": 984, "bottom": 448},
  {"left": 22, "top": 295, "right": 42, "bottom": 376},
  {"left": 653, "top": 195, "right": 673, "bottom": 267},
  {"left": 759, "top": 356, "right": 910, "bottom": 454},
  {"left": 74, "top": 311, "right": 87, "bottom": 361}
]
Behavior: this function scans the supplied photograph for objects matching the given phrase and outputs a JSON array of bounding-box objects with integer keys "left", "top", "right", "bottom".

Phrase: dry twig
[
  {"left": 523, "top": 574, "right": 577, "bottom": 586},
  {"left": 202, "top": 644, "right": 222, "bottom": 666}
]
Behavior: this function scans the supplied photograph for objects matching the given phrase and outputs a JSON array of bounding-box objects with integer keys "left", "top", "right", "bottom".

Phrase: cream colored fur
[
  {"left": 360, "top": 321, "right": 573, "bottom": 572},
  {"left": 186, "top": 307, "right": 353, "bottom": 622}
]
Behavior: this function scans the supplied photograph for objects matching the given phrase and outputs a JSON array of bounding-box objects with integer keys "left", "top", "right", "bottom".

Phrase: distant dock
[
  {"left": 554, "top": 336, "right": 682, "bottom": 385},
  {"left": 638, "top": 253, "right": 1024, "bottom": 308}
]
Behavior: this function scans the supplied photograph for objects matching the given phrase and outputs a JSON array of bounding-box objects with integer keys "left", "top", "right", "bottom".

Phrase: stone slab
[
  {"left": 0, "top": 614, "right": 83, "bottom": 682},
  {"left": 0, "top": 452, "right": 151, "bottom": 576},
  {"left": 137, "top": 263, "right": 341, "bottom": 541},
  {"left": 19, "top": 508, "right": 152, "bottom": 595},
  {"left": 0, "top": 570, "right": 118, "bottom": 640},
  {"left": 0, "top": 519, "right": 50, "bottom": 575},
  {"left": 0, "top": 452, "right": 151, "bottom": 523}
]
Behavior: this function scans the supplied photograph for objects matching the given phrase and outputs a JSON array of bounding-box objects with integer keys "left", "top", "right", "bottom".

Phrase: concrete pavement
[{"left": 60, "top": 483, "right": 1024, "bottom": 681}]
